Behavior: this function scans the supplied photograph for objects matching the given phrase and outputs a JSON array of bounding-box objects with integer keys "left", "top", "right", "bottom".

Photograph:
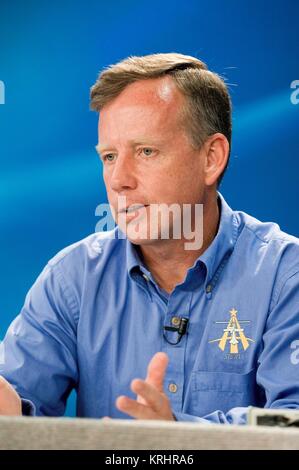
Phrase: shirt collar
[
  {"left": 127, "top": 239, "right": 149, "bottom": 276},
  {"left": 126, "top": 192, "right": 239, "bottom": 291},
  {"left": 199, "top": 192, "right": 239, "bottom": 292}
]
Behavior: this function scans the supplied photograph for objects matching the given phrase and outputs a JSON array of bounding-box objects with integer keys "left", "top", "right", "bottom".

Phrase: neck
[{"left": 139, "top": 193, "right": 220, "bottom": 293}]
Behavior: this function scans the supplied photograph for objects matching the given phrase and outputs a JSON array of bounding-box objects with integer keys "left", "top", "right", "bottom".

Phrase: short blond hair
[{"left": 90, "top": 53, "right": 232, "bottom": 184}]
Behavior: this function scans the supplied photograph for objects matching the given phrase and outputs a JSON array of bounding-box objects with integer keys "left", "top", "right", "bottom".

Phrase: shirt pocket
[{"left": 191, "top": 368, "right": 258, "bottom": 417}]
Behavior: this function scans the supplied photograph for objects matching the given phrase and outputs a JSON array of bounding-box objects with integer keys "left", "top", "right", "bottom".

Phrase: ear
[{"left": 203, "top": 133, "right": 230, "bottom": 186}]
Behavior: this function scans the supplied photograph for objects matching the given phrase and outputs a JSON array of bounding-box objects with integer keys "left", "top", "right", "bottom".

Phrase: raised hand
[{"left": 116, "top": 352, "right": 174, "bottom": 420}]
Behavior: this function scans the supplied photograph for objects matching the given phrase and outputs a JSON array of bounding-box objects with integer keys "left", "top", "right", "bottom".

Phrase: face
[{"left": 97, "top": 76, "right": 207, "bottom": 245}]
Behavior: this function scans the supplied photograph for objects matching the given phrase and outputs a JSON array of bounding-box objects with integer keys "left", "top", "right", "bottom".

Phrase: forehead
[{"left": 98, "top": 76, "right": 185, "bottom": 139}]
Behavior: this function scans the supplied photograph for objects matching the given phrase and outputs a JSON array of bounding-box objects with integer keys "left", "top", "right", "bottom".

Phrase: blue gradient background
[{"left": 0, "top": 0, "right": 298, "bottom": 416}]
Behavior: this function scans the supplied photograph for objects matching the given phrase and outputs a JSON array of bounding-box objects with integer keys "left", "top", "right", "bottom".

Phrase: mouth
[{"left": 118, "top": 204, "right": 149, "bottom": 214}]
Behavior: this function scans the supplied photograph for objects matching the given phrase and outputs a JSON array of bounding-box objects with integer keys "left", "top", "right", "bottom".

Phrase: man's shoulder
[
  {"left": 238, "top": 210, "right": 299, "bottom": 246},
  {"left": 236, "top": 209, "right": 299, "bottom": 275},
  {"left": 47, "top": 228, "right": 125, "bottom": 269}
]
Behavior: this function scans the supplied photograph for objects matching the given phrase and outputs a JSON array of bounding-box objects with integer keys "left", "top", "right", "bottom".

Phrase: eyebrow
[
  {"left": 95, "top": 138, "right": 163, "bottom": 153},
  {"left": 95, "top": 144, "right": 107, "bottom": 155},
  {"left": 95, "top": 140, "right": 162, "bottom": 155}
]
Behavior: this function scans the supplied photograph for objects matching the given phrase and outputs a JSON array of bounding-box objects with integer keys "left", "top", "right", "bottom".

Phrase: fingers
[
  {"left": 0, "top": 376, "right": 22, "bottom": 416},
  {"left": 116, "top": 378, "right": 174, "bottom": 420},
  {"left": 145, "top": 352, "right": 169, "bottom": 392},
  {"left": 116, "top": 395, "right": 159, "bottom": 420},
  {"left": 115, "top": 352, "right": 173, "bottom": 421},
  {"left": 132, "top": 379, "right": 165, "bottom": 412}
]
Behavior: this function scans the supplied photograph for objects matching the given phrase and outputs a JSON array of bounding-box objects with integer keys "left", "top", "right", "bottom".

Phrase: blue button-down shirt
[{"left": 1, "top": 193, "right": 299, "bottom": 424}]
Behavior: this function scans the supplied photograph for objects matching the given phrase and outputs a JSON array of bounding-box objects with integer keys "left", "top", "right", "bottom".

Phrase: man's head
[{"left": 90, "top": 53, "right": 231, "bottom": 245}]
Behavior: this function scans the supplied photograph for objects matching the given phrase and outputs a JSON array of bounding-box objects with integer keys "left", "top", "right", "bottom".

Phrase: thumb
[
  {"left": 145, "top": 352, "right": 169, "bottom": 392},
  {"left": 0, "top": 376, "right": 22, "bottom": 416}
]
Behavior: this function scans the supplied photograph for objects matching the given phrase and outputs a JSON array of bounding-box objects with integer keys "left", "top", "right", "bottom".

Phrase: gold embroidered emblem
[{"left": 209, "top": 308, "right": 254, "bottom": 354}]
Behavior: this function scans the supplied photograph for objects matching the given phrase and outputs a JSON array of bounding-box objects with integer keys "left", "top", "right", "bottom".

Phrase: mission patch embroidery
[{"left": 209, "top": 308, "right": 254, "bottom": 354}]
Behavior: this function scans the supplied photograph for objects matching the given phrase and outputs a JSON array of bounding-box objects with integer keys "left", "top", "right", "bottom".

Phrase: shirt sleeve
[
  {"left": 175, "top": 269, "right": 299, "bottom": 425},
  {"left": 173, "top": 408, "right": 248, "bottom": 424},
  {"left": 256, "top": 269, "right": 299, "bottom": 410},
  {"left": 0, "top": 262, "right": 78, "bottom": 416}
]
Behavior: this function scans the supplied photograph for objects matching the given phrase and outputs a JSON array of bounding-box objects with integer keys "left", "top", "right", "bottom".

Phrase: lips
[{"left": 118, "top": 204, "right": 148, "bottom": 214}]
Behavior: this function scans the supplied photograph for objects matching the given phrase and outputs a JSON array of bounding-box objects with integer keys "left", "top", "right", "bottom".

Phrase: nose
[{"left": 108, "top": 153, "right": 138, "bottom": 193}]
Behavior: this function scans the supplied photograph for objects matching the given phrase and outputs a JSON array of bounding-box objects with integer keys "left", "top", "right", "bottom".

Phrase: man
[{"left": 1, "top": 53, "right": 299, "bottom": 424}]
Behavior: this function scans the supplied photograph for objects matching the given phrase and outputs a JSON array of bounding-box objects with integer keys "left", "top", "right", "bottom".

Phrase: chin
[
  {"left": 127, "top": 236, "right": 159, "bottom": 246},
  {"left": 118, "top": 219, "right": 174, "bottom": 245}
]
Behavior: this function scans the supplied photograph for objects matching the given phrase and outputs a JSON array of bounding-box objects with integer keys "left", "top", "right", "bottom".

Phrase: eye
[
  {"left": 103, "top": 153, "right": 116, "bottom": 163},
  {"left": 141, "top": 148, "right": 154, "bottom": 157}
]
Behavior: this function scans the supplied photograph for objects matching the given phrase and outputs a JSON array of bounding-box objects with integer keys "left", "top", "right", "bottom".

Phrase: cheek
[
  {"left": 168, "top": 161, "right": 200, "bottom": 185},
  {"left": 103, "top": 170, "right": 112, "bottom": 191},
  {"left": 103, "top": 173, "right": 114, "bottom": 201},
  {"left": 144, "top": 160, "right": 199, "bottom": 194},
  {"left": 170, "top": 162, "right": 204, "bottom": 200}
]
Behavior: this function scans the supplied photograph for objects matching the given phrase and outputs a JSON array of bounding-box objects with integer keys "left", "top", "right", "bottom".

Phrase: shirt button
[
  {"left": 168, "top": 383, "right": 178, "bottom": 393},
  {"left": 206, "top": 284, "right": 212, "bottom": 293},
  {"left": 143, "top": 274, "right": 150, "bottom": 282},
  {"left": 171, "top": 316, "right": 180, "bottom": 327}
]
